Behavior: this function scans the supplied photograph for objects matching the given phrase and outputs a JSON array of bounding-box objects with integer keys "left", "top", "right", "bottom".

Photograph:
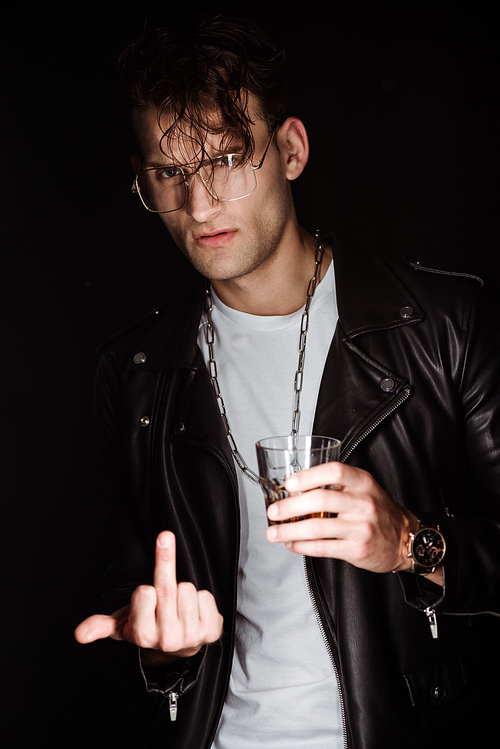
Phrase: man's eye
[{"left": 157, "top": 166, "right": 183, "bottom": 180}]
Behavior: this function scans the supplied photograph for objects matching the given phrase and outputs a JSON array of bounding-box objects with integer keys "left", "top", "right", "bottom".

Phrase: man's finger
[
  {"left": 285, "top": 462, "right": 368, "bottom": 493},
  {"left": 74, "top": 612, "right": 123, "bottom": 644},
  {"left": 267, "top": 487, "right": 352, "bottom": 523},
  {"left": 154, "top": 531, "right": 178, "bottom": 592},
  {"left": 267, "top": 515, "right": 341, "bottom": 544},
  {"left": 127, "top": 585, "right": 158, "bottom": 648},
  {"left": 284, "top": 538, "right": 353, "bottom": 560},
  {"left": 154, "top": 530, "right": 180, "bottom": 628},
  {"left": 176, "top": 582, "right": 203, "bottom": 646},
  {"left": 197, "top": 589, "right": 224, "bottom": 643}
]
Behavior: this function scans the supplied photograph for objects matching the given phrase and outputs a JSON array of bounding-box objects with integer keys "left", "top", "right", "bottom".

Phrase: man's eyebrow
[
  {"left": 142, "top": 159, "right": 201, "bottom": 171},
  {"left": 143, "top": 159, "right": 182, "bottom": 169},
  {"left": 215, "top": 141, "right": 243, "bottom": 155},
  {"left": 143, "top": 148, "right": 243, "bottom": 170}
]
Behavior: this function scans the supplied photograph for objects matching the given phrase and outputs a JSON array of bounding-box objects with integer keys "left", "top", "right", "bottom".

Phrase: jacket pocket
[{"left": 403, "top": 656, "right": 467, "bottom": 708}]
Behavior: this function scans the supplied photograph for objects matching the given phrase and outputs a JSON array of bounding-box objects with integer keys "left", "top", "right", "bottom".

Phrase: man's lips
[{"left": 193, "top": 229, "right": 237, "bottom": 248}]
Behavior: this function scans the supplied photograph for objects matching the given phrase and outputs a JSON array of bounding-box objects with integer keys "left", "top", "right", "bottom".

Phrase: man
[{"left": 75, "top": 14, "right": 500, "bottom": 748}]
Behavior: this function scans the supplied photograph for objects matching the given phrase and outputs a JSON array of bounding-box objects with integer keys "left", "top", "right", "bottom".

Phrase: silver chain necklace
[{"left": 204, "top": 229, "right": 325, "bottom": 484}]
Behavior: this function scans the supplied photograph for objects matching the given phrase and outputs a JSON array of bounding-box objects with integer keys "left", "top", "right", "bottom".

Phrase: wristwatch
[{"left": 408, "top": 522, "right": 446, "bottom": 574}]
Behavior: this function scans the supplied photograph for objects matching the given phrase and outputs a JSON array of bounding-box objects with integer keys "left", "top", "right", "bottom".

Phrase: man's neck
[{"left": 210, "top": 227, "right": 331, "bottom": 316}]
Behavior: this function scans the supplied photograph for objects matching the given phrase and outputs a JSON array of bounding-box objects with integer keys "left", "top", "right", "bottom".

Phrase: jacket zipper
[
  {"left": 302, "top": 383, "right": 413, "bottom": 749},
  {"left": 340, "top": 385, "right": 411, "bottom": 462},
  {"left": 424, "top": 607, "right": 438, "bottom": 639},
  {"left": 303, "top": 557, "right": 348, "bottom": 749},
  {"left": 169, "top": 691, "right": 178, "bottom": 721}
]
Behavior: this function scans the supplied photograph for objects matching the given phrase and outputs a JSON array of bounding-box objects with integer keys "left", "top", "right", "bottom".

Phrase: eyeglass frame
[{"left": 131, "top": 130, "right": 276, "bottom": 214}]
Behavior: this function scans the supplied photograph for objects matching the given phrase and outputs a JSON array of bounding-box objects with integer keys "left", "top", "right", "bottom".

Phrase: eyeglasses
[{"left": 131, "top": 131, "right": 275, "bottom": 213}]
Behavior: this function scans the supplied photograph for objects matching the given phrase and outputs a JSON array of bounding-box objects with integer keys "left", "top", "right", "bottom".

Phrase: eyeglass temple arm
[{"left": 251, "top": 130, "right": 275, "bottom": 171}]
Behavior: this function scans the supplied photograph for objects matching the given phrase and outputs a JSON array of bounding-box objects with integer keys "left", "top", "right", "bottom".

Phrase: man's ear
[
  {"left": 275, "top": 117, "right": 309, "bottom": 181},
  {"left": 131, "top": 154, "right": 141, "bottom": 174}
]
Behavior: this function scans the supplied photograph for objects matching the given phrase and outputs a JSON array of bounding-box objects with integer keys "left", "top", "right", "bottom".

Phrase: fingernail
[
  {"left": 268, "top": 503, "right": 278, "bottom": 518},
  {"left": 158, "top": 533, "right": 171, "bottom": 548},
  {"left": 286, "top": 476, "right": 298, "bottom": 490},
  {"left": 267, "top": 526, "right": 277, "bottom": 540}
]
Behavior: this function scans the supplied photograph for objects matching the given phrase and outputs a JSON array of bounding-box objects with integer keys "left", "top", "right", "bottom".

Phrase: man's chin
[{"left": 177, "top": 247, "right": 246, "bottom": 282}]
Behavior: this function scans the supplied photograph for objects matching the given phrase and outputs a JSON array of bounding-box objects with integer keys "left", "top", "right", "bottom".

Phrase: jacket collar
[
  {"left": 117, "top": 234, "right": 425, "bottom": 371},
  {"left": 331, "top": 234, "right": 425, "bottom": 338},
  {"left": 116, "top": 272, "right": 206, "bottom": 371}
]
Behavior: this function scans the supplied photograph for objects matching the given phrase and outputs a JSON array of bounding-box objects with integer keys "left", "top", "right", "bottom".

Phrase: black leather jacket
[{"left": 95, "top": 236, "right": 500, "bottom": 748}]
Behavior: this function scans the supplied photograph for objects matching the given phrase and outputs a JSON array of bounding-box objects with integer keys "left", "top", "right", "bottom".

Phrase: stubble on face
[{"left": 164, "top": 182, "right": 292, "bottom": 283}]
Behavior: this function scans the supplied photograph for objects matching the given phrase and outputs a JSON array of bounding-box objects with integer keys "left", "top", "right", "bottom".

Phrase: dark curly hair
[{"left": 118, "top": 13, "right": 289, "bottom": 163}]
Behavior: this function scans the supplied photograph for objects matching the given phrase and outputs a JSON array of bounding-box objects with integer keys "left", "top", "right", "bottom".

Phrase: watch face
[{"left": 413, "top": 528, "right": 446, "bottom": 568}]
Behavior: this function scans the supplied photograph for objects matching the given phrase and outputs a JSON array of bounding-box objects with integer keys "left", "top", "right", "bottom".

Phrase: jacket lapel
[
  {"left": 119, "top": 273, "right": 206, "bottom": 372},
  {"left": 313, "top": 236, "right": 424, "bottom": 457}
]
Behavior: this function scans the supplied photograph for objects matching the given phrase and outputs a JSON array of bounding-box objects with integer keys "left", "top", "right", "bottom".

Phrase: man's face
[{"left": 131, "top": 98, "right": 297, "bottom": 283}]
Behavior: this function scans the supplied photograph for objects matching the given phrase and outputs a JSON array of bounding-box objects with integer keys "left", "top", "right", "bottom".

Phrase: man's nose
[{"left": 185, "top": 172, "right": 220, "bottom": 222}]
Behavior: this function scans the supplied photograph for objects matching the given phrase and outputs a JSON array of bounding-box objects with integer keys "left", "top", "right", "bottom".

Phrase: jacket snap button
[
  {"left": 380, "top": 378, "right": 395, "bottom": 392},
  {"left": 399, "top": 306, "right": 414, "bottom": 319},
  {"left": 174, "top": 423, "right": 186, "bottom": 434},
  {"left": 140, "top": 416, "right": 150, "bottom": 427},
  {"left": 433, "top": 686, "right": 447, "bottom": 701},
  {"left": 133, "top": 352, "right": 147, "bottom": 364}
]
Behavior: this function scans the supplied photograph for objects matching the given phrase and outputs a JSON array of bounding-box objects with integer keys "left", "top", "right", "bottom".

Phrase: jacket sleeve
[{"left": 399, "top": 284, "right": 500, "bottom": 616}]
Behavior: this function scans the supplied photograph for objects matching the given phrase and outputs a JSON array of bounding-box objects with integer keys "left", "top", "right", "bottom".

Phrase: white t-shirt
[{"left": 198, "top": 262, "right": 343, "bottom": 748}]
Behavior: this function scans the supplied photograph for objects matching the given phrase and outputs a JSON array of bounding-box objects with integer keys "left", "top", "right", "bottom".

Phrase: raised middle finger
[{"left": 154, "top": 531, "right": 179, "bottom": 624}]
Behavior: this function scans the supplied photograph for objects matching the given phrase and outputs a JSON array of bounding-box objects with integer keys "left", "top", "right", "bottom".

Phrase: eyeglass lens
[{"left": 136, "top": 157, "right": 257, "bottom": 212}]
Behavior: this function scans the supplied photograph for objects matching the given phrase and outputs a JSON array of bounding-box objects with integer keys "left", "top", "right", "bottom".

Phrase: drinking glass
[{"left": 255, "top": 435, "right": 341, "bottom": 525}]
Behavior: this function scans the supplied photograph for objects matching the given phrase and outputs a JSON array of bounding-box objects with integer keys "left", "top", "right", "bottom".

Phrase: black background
[{"left": 3, "top": 2, "right": 499, "bottom": 746}]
